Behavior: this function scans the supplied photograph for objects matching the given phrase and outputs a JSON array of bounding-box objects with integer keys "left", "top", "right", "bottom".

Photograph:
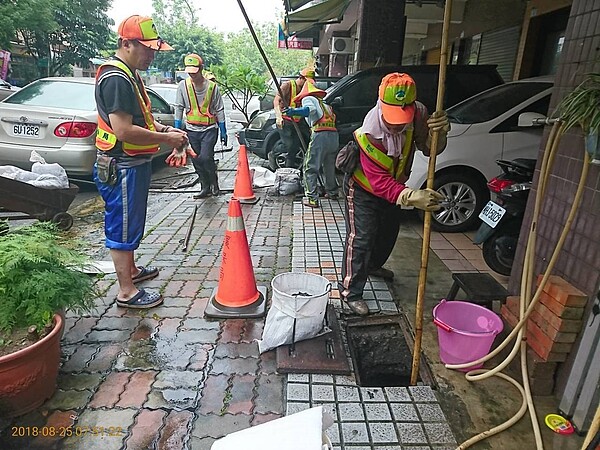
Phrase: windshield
[
  {"left": 5, "top": 79, "right": 96, "bottom": 110},
  {"left": 447, "top": 81, "right": 552, "bottom": 124}
]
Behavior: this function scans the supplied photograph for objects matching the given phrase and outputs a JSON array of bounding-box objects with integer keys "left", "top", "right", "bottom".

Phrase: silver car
[
  {"left": 0, "top": 77, "right": 175, "bottom": 177},
  {"left": 0, "top": 79, "right": 20, "bottom": 101}
]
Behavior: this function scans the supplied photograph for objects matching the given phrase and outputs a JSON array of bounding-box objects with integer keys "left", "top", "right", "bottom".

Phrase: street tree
[
  {"left": 0, "top": 0, "right": 58, "bottom": 50},
  {"left": 210, "top": 65, "right": 268, "bottom": 124},
  {"left": 14, "top": 0, "right": 113, "bottom": 79}
]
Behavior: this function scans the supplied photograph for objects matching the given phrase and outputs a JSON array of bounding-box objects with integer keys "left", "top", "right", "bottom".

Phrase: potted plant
[
  {"left": 0, "top": 221, "right": 97, "bottom": 417},
  {"left": 556, "top": 72, "right": 600, "bottom": 162}
]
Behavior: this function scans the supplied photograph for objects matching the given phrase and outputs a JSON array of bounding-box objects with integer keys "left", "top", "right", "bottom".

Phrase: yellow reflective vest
[
  {"left": 312, "top": 99, "right": 336, "bottom": 132},
  {"left": 185, "top": 78, "right": 216, "bottom": 126},
  {"left": 352, "top": 127, "right": 414, "bottom": 193},
  {"left": 95, "top": 60, "right": 159, "bottom": 156}
]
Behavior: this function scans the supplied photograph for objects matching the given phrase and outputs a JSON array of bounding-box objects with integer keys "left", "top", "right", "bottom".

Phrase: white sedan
[
  {"left": 407, "top": 77, "right": 554, "bottom": 232},
  {"left": 0, "top": 77, "right": 175, "bottom": 177}
]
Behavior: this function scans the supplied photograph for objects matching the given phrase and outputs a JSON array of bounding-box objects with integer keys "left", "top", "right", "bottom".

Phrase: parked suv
[{"left": 240, "top": 64, "right": 503, "bottom": 170}]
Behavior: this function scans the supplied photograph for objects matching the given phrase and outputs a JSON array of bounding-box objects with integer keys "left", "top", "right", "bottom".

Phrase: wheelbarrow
[{"left": 0, "top": 176, "right": 79, "bottom": 230}]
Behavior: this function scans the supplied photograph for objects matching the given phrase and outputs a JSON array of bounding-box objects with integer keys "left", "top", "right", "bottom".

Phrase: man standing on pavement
[
  {"left": 282, "top": 79, "right": 339, "bottom": 208},
  {"left": 339, "top": 73, "right": 450, "bottom": 316},
  {"left": 94, "top": 15, "right": 188, "bottom": 309},
  {"left": 273, "top": 68, "right": 313, "bottom": 168},
  {"left": 174, "top": 53, "right": 227, "bottom": 198}
]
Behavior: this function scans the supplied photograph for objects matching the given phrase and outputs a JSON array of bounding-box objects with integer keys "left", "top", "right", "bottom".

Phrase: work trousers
[
  {"left": 303, "top": 130, "right": 339, "bottom": 201},
  {"left": 339, "top": 175, "right": 402, "bottom": 302},
  {"left": 188, "top": 127, "right": 218, "bottom": 187},
  {"left": 279, "top": 119, "right": 310, "bottom": 168}
]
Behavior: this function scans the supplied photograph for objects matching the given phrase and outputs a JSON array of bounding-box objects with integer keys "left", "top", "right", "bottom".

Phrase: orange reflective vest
[
  {"left": 283, "top": 81, "right": 302, "bottom": 123},
  {"left": 95, "top": 60, "right": 159, "bottom": 156},
  {"left": 312, "top": 99, "right": 336, "bottom": 132},
  {"left": 185, "top": 78, "right": 216, "bottom": 126},
  {"left": 352, "top": 127, "right": 414, "bottom": 193}
]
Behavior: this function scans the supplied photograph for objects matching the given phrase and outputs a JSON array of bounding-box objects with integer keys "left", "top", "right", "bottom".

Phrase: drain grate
[{"left": 346, "top": 314, "right": 430, "bottom": 387}]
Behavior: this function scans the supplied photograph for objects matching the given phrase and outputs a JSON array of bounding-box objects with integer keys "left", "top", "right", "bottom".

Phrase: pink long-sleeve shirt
[{"left": 357, "top": 102, "right": 432, "bottom": 204}]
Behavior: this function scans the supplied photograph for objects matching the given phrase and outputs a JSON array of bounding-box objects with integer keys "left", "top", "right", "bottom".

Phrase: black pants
[
  {"left": 188, "top": 127, "right": 218, "bottom": 187},
  {"left": 279, "top": 119, "right": 309, "bottom": 168},
  {"left": 339, "top": 175, "right": 402, "bottom": 302}
]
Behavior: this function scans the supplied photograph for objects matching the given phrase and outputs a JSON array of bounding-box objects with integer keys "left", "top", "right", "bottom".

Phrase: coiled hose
[{"left": 448, "top": 121, "right": 592, "bottom": 449}]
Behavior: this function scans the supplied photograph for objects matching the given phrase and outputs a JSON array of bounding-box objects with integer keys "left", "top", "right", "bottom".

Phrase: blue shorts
[{"left": 93, "top": 161, "right": 152, "bottom": 251}]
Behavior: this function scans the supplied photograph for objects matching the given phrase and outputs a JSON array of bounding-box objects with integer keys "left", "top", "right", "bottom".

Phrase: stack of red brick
[{"left": 500, "top": 275, "right": 587, "bottom": 394}]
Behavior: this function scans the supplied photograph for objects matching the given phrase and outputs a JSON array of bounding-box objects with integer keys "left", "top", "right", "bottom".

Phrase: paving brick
[
  {"left": 255, "top": 373, "right": 285, "bottom": 414},
  {"left": 89, "top": 372, "right": 130, "bottom": 408},
  {"left": 94, "top": 316, "right": 140, "bottom": 331},
  {"left": 125, "top": 409, "right": 166, "bottom": 449},
  {"left": 58, "top": 373, "right": 103, "bottom": 391},
  {"left": 183, "top": 318, "right": 220, "bottom": 330},
  {"left": 192, "top": 413, "right": 252, "bottom": 439},
  {"left": 198, "top": 374, "right": 230, "bottom": 415},
  {"left": 87, "top": 344, "right": 123, "bottom": 372},
  {"left": 154, "top": 371, "right": 204, "bottom": 389},
  {"left": 63, "top": 317, "right": 99, "bottom": 344},
  {"left": 61, "top": 345, "right": 97, "bottom": 372},
  {"left": 164, "top": 280, "right": 185, "bottom": 297},
  {"left": 85, "top": 329, "right": 132, "bottom": 343},
  {"left": 210, "top": 357, "right": 259, "bottom": 375},
  {"left": 177, "top": 329, "right": 219, "bottom": 345},
  {"left": 114, "top": 341, "right": 156, "bottom": 371},
  {"left": 220, "top": 319, "right": 246, "bottom": 343},
  {"left": 189, "top": 436, "right": 217, "bottom": 450},
  {"left": 188, "top": 344, "right": 213, "bottom": 371},
  {"left": 117, "top": 371, "right": 157, "bottom": 408},
  {"left": 215, "top": 342, "right": 259, "bottom": 358},
  {"left": 157, "top": 410, "right": 194, "bottom": 450},
  {"left": 258, "top": 349, "right": 278, "bottom": 374},
  {"left": 251, "top": 413, "right": 282, "bottom": 426},
  {"left": 187, "top": 298, "right": 209, "bottom": 317},
  {"left": 157, "top": 318, "right": 181, "bottom": 340},
  {"left": 538, "top": 292, "right": 585, "bottom": 319},
  {"left": 533, "top": 301, "right": 583, "bottom": 333},
  {"left": 61, "top": 408, "right": 136, "bottom": 450},
  {"left": 131, "top": 318, "right": 159, "bottom": 341},
  {"left": 226, "top": 374, "right": 256, "bottom": 414},
  {"left": 30, "top": 409, "right": 77, "bottom": 447},
  {"left": 43, "top": 389, "right": 94, "bottom": 411}
]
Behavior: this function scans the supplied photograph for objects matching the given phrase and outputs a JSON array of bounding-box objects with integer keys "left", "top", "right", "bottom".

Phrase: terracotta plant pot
[{"left": 0, "top": 314, "right": 64, "bottom": 417}]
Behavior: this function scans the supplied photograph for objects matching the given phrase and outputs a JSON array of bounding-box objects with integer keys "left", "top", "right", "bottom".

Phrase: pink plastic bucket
[{"left": 433, "top": 299, "right": 504, "bottom": 372}]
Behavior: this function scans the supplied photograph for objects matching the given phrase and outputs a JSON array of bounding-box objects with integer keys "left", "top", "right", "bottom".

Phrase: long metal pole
[
  {"left": 410, "top": 0, "right": 453, "bottom": 386},
  {"left": 235, "top": 0, "right": 307, "bottom": 152}
]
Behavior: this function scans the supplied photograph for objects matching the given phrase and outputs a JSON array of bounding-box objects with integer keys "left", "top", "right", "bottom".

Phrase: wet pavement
[{"left": 0, "top": 143, "right": 581, "bottom": 450}]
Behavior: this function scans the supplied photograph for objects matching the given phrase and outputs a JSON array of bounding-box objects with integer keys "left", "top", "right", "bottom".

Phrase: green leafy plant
[
  {"left": 556, "top": 72, "right": 600, "bottom": 134},
  {"left": 0, "top": 222, "right": 97, "bottom": 335}
]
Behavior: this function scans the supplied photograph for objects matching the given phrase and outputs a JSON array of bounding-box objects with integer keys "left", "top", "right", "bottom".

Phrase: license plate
[
  {"left": 10, "top": 123, "right": 42, "bottom": 139},
  {"left": 479, "top": 201, "right": 506, "bottom": 228}
]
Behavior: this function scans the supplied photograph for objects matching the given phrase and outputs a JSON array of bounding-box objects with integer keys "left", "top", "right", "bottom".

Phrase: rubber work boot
[
  {"left": 193, "top": 175, "right": 212, "bottom": 199},
  {"left": 211, "top": 173, "right": 220, "bottom": 196},
  {"left": 368, "top": 267, "right": 395, "bottom": 280},
  {"left": 344, "top": 298, "right": 369, "bottom": 316},
  {"left": 303, "top": 197, "right": 320, "bottom": 208}
]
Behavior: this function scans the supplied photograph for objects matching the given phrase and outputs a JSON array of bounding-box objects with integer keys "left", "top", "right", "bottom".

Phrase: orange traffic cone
[
  {"left": 205, "top": 198, "right": 266, "bottom": 318},
  {"left": 232, "top": 144, "right": 259, "bottom": 204}
]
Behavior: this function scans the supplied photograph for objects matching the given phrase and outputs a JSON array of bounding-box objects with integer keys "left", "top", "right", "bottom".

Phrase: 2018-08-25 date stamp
[{"left": 11, "top": 426, "right": 125, "bottom": 438}]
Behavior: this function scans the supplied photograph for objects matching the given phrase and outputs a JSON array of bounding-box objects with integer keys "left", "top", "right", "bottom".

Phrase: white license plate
[
  {"left": 9, "top": 123, "right": 42, "bottom": 139},
  {"left": 479, "top": 201, "right": 506, "bottom": 228}
]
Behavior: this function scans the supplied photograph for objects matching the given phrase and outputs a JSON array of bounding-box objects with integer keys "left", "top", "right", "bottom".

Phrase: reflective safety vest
[
  {"left": 95, "top": 60, "right": 159, "bottom": 156},
  {"left": 185, "top": 78, "right": 216, "bottom": 126},
  {"left": 284, "top": 81, "right": 302, "bottom": 123},
  {"left": 312, "top": 99, "right": 336, "bottom": 132},
  {"left": 352, "top": 127, "right": 414, "bottom": 193}
]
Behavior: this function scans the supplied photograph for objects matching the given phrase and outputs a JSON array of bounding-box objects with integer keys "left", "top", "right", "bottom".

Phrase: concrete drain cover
[{"left": 346, "top": 314, "right": 431, "bottom": 387}]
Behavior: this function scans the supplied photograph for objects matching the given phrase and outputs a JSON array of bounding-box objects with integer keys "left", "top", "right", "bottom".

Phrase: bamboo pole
[
  {"left": 410, "top": 0, "right": 453, "bottom": 386},
  {"left": 582, "top": 403, "right": 600, "bottom": 449},
  {"left": 235, "top": 0, "right": 307, "bottom": 152}
]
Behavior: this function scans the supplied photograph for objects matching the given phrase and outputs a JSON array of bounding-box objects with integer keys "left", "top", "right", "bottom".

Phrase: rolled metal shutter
[{"left": 477, "top": 26, "right": 520, "bottom": 82}]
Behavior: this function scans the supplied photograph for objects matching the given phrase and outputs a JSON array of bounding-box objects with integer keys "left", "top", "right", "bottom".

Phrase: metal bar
[{"left": 182, "top": 205, "right": 197, "bottom": 252}]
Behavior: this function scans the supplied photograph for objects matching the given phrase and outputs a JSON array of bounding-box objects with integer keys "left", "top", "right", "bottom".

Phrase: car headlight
[{"left": 248, "top": 111, "right": 272, "bottom": 130}]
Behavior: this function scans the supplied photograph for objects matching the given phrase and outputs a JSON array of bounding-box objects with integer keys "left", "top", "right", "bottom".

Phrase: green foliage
[
  {"left": 556, "top": 73, "right": 600, "bottom": 134},
  {"left": 221, "top": 23, "right": 314, "bottom": 78},
  {"left": 210, "top": 65, "right": 268, "bottom": 123},
  {"left": 0, "top": 0, "right": 59, "bottom": 50},
  {"left": 9, "top": 0, "right": 114, "bottom": 79},
  {"left": 0, "top": 223, "right": 97, "bottom": 335}
]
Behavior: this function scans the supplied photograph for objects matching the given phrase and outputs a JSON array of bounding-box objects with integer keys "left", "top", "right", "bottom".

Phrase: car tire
[
  {"left": 427, "top": 171, "right": 489, "bottom": 233},
  {"left": 268, "top": 140, "right": 303, "bottom": 171}
]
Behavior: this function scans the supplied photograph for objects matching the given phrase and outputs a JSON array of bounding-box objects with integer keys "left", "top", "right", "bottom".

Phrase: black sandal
[
  {"left": 116, "top": 289, "right": 163, "bottom": 309},
  {"left": 132, "top": 266, "right": 159, "bottom": 283}
]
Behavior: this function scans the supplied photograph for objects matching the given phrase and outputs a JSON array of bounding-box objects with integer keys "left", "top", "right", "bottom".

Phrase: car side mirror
[
  {"left": 518, "top": 112, "right": 547, "bottom": 127},
  {"left": 330, "top": 96, "right": 344, "bottom": 108}
]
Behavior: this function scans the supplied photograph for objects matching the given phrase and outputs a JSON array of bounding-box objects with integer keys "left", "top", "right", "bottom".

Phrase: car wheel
[
  {"left": 429, "top": 172, "right": 489, "bottom": 232},
  {"left": 268, "top": 140, "right": 303, "bottom": 171}
]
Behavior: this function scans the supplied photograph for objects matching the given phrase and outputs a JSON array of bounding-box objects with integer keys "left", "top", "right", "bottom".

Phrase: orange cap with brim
[
  {"left": 184, "top": 53, "right": 203, "bottom": 74},
  {"left": 378, "top": 73, "right": 417, "bottom": 125},
  {"left": 293, "top": 79, "right": 326, "bottom": 103},
  {"left": 118, "top": 15, "right": 173, "bottom": 51}
]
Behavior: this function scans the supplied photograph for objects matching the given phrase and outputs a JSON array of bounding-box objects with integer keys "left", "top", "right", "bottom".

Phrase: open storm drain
[{"left": 346, "top": 315, "right": 432, "bottom": 387}]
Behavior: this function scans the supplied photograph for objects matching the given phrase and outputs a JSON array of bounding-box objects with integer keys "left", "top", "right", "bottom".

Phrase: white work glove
[
  {"left": 396, "top": 188, "right": 444, "bottom": 211},
  {"left": 427, "top": 110, "right": 450, "bottom": 135}
]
